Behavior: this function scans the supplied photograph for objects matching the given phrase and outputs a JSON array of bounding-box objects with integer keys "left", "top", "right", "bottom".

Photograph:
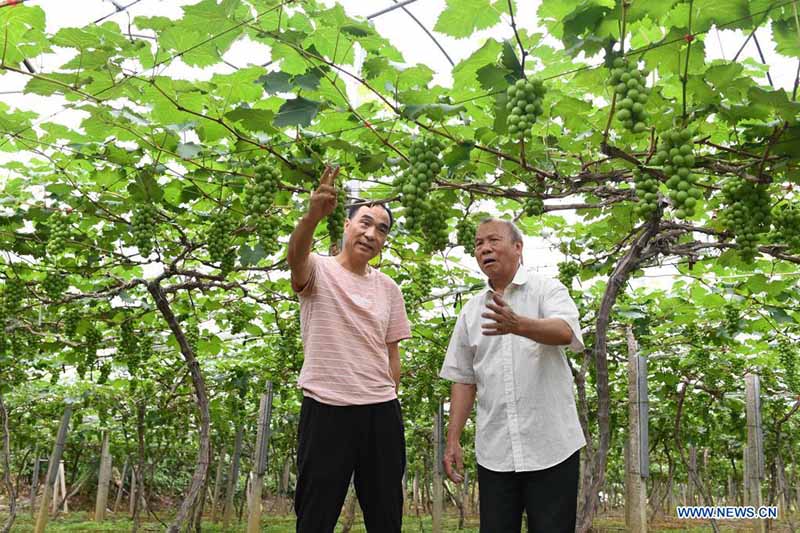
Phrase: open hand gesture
[{"left": 481, "top": 291, "right": 521, "bottom": 336}]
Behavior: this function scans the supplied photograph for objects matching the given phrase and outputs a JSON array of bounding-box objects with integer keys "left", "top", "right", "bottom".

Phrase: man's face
[
  {"left": 343, "top": 205, "right": 391, "bottom": 261},
  {"left": 474, "top": 221, "right": 522, "bottom": 281}
]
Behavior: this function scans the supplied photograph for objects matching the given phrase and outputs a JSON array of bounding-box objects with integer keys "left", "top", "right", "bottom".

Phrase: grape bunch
[
  {"left": 254, "top": 216, "right": 282, "bottom": 256},
  {"left": 456, "top": 218, "right": 476, "bottom": 255},
  {"left": 207, "top": 210, "right": 237, "bottom": 274},
  {"left": 42, "top": 271, "right": 69, "bottom": 300},
  {"left": 245, "top": 163, "right": 281, "bottom": 215},
  {"left": 652, "top": 129, "right": 701, "bottom": 219},
  {"left": 772, "top": 202, "right": 800, "bottom": 252},
  {"left": 97, "top": 362, "right": 111, "bottom": 385},
  {"left": 228, "top": 304, "right": 250, "bottom": 335},
  {"left": 83, "top": 324, "right": 102, "bottom": 369},
  {"left": 557, "top": 261, "right": 580, "bottom": 289},
  {"left": 724, "top": 304, "right": 739, "bottom": 336},
  {"left": 403, "top": 261, "right": 434, "bottom": 305},
  {"left": 719, "top": 177, "right": 771, "bottom": 262},
  {"left": 327, "top": 188, "right": 347, "bottom": 250},
  {"left": 395, "top": 136, "right": 445, "bottom": 229},
  {"left": 2, "top": 278, "right": 25, "bottom": 314},
  {"left": 131, "top": 203, "right": 159, "bottom": 257},
  {"left": 632, "top": 169, "right": 660, "bottom": 218},
  {"left": 609, "top": 57, "right": 650, "bottom": 134},
  {"left": 523, "top": 180, "right": 546, "bottom": 217},
  {"left": 778, "top": 336, "right": 799, "bottom": 393},
  {"left": 184, "top": 318, "right": 200, "bottom": 355},
  {"left": 126, "top": 334, "right": 152, "bottom": 376},
  {"left": 118, "top": 319, "right": 138, "bottom": 358},
  {"left": 506, "top": 78, "right": 546, "bottom": 139},
  {"left": 46, "top": 215, "right": 72, "bottom": 258},
  {"left": 422, "top": 197, "right": 450, "bottom": 253},
  {"left": 62, "top": 307, "right": 81, "bottom": 338}
]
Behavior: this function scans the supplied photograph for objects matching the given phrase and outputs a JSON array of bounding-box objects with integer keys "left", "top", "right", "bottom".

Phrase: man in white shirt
[{"left": 439, "top": 217, "right": 585, "bottom": 532}]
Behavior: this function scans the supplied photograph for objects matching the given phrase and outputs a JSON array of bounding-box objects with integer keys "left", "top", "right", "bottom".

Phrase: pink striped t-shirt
[{"left": 295, "top": 254, "right": 412, "bottom": 406}]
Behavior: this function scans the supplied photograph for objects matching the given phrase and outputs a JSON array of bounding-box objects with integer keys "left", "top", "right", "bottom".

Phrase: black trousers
[
  {"left": 478, "top": 450, "right": 580, "bottom": 533},
  {"left": 295, "top": 396, "right": 405, "bottom": 533}
]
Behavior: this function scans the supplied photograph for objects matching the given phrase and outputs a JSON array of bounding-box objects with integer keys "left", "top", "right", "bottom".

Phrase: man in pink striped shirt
[{"left": 287, "top": 165, "right": 411, "bottom": 533}]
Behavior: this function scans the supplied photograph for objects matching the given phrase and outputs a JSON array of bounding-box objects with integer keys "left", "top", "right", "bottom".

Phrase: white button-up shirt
[{"left": 440, "top": 266, "right": 586, "bottom": 472}]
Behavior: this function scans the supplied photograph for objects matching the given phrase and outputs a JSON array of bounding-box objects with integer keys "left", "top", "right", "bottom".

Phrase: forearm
[
  {"left": 287, "top": 213, "right": 321, "bottom": 268},
  {"left": 446, "top": 383, "right": 476, "bottom": 445},
  {"left": 390, "top": 355, "right": 401, "bottom": 392},
  {"left": 516, "top": 317, "right": 573, "bottom": 346}
]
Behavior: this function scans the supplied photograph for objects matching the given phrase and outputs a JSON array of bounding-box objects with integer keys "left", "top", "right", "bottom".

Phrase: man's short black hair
[{"left": 347, "top": 201, "right": 394, "bottom": 231}]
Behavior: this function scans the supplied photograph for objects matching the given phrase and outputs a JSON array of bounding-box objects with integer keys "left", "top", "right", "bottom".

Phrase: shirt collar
[{"left": 485, "top": 264, "right": 528, "bottom": 292}]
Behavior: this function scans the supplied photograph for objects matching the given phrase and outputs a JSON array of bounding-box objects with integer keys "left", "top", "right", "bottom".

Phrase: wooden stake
[
  {"left": 432, "top": 400, "right": 444, "bottom": 533},
  {"left": 129, "top": 466, "right": 137, "bottom": 517},
  {"left": 625, "top": 327, "right": 647, "bottom": 532},
  {"left": 745, "top": 373, "right": 766, "bottom": 533},
  {"left": 247, "top": 383, "right": 273, "bottom": 533},
  {"left": 30, "top": 457, "right": 41, "bottom": 517},
  {"left": 210, "top": 452, "right": 225, "bottom": 522},
  {"left": 34, "top": 405, "right": 71, "bottom": 533},
  {"left": 222, "top": 424, "right": 244, "bottom": 529},
  {"left": 94, "top": 431, "right": 112, "bottom": 521},
  {"left": 113, "top": 459, "right": 128, "bottom": 513}
]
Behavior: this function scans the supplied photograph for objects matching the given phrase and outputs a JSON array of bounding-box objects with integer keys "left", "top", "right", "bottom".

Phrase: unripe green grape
[
  {"left": 720, "top": 176, "right": 771, "bottom": 262},
  {"left": 131, "top": 203, "right": 159, "bottom": 257},
  {"left": 46, "top": 214, "right": 73, "bottom": 258},
  {"left": 327, "top": 188, "right": 347, "bottom": 250},
  {"left": 207, "top": 210, "right": 236, "bottom": 274},
  {"left": 245, "top": 163, "right": 281, "bottom": 215},
  {"left": 656, "top": 129, "right": 699, "bottom": 219},
  {"left": 505, "top": 78, "right": 546, "bottom": 140},
  {"left": 609, "top": 57, "right": 650, "bottom": 134},
  {"left": 42, "top": 271, "right": 69, "bottom": 300},
  {"left": 456, "top": 218, "right": 477, "bottom": 255}
]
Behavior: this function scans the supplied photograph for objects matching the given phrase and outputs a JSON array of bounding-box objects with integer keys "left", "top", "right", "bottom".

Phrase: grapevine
[
  {"left": 653, "top": 129, "right": 701, "bottom": 219},
  {"left": 506, "top": 78, "right": 546, "bottom": 139},
  {"left": 610, "top": 57, "right": 650, "bottom": 134}
]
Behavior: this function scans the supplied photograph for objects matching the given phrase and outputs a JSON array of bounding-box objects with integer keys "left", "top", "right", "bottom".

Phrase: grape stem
[
  {"left": 681, "top": 0, "right": 694, "bottom": 126},
  {"left": 507, "top": 0, "right": 527, "bottom": 79}
]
